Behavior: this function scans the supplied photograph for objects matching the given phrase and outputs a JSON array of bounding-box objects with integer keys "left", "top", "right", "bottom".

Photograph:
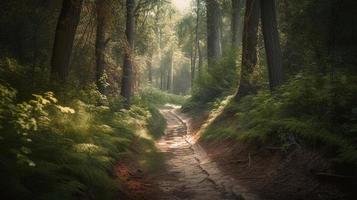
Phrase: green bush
[
  {"left": 203, "top": 73, "right": 357, "bottom": 165},
  {"left": 0, "top": 82, "right": 157, "bottom": 199},
  {"left": 191, "top": 53, "right": 238, "bottom": 103},
  {"left": 139, "top": 86, "right": 187, "bottom": 105},
  {"left": 147, "top": 105, "right": 167, "bottom": 139},
  {"left": 182, "top": 52, "right": 241, "bottom": 112}
]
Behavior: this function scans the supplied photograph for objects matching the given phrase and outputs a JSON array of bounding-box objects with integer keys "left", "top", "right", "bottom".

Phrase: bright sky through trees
[{"left": 171, "top": 0, "right": 192, "bottom": 14}]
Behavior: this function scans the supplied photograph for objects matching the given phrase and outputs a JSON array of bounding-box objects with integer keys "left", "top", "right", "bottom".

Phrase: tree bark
[
  {"left": 121, "top": 0, "right": 135, "bottom": 107},
  {"left": 260, "top": 0, "right": 283, "bottom": 90},
  {"left": 158, "top": 27, "right": 164, "bottom": 90},
  {"left": 192, "top": 0, "right": 201, "bottom": 84},
  {"left": 167, "top": 50, "right": 174, "bottom": 92},
  {"left": 234, "top": 0, "right": 260, "bottom": 100},
  {"left": 147, "top": 51, "right": 153, "bottom": 83},
  {"left": 231, "top": 0, "right": 242, "bottom": 49},
  {"left": 206, "top": 0, "right": 222, "bottom": 68},
  {"left": 190, "top": 43, "right": 195, "bottom": 85},
  {"left": 50, "top": 0, "right": 83, "bottom": 82},
  {"left": 198, "top": 40, "right": 203, "bottom": 77},
  {"left": 95, "top": 0, "right": 111, "bottom": 95}
]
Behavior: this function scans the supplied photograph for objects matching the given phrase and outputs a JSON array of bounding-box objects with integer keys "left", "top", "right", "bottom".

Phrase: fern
[{"left": 202, "top": 73, "right": 357, "bottom": 166}]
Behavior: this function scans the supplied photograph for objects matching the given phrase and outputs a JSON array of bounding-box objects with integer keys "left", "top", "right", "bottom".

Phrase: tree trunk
[
  {"left": 147, "top": 51, "right": 153, "bottom": 83},
  {"left": 167, "top": 50, "right": 174, "bottom": 91},
  {"left": 231, "top": 0, "right": 242, "bottom": 49},
  {"left": 95, "top": 0, "right": 111, "bottom": 95},
  {"left": 191, "top": 0, "right": 201, "bottom": 84},
  {"left": 234, "top": 0, "right": 260, "bottom": 100},
  {"left": 158, "top": 27, "right": 164, "bottom": 90},
  {"left": 121, "top": 0, "right": 135, "bottom": 107},
  {"left": 190, "top": 44, "right": 195, "bottom": 85},
  {"left": 198, "top": 40, "right": 203, "bottom": 77},
  {"left": 260, "top": 0, "right": 283, "bottom": 90},
  {"left": 160, "top": 67, "right": 164, "bottom": 89},
  {"left": 50, "top": 0, "right": 83, "bottom": 82},
  {"left": 206, "top": 0, "right": 222, "bottom": 68}
]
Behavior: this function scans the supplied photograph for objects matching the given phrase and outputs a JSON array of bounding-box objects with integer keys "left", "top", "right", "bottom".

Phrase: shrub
[
  {"left": 147, "top": 105, "right": 167, "bottom": 139},
  {"left": 182, "top": 51, "right": 242, "bottom": 112},
  {"left": 0, "top": 82, "right": 158, "bottom": 199},
  {"left": 203, "top": 73, "right": 357, "bottom": 165},
  {"left": 139, "top": 86, "right": 187, "bottom": 105}
]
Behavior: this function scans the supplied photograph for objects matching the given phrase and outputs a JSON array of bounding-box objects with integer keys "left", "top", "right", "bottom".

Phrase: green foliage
[
  {"left": 72, "top": 83, "right": 108, "bottom": 105},
  {"left": 147, "top": 105, "right": 167, "bottom": 139},
  {"left": 202, "top": 73, "right": 357, "bottom": 165},
  {"left": 0, "top": 82, "right": 159, "bottom": 199},
  {"left": 277, "top": 0, "right": 357, "bottom": 74},
  {"left": 139, "top": 86, "right": 187, "bottom": 105},
  {"left": 203, "top": 126, "right": 236, "bottom": 140},
  {"left": 182, "top": 52, "right": 239, "bottom": 111},
  {"left": 0, "top": 58, "right": 42, "bottom": 100}
]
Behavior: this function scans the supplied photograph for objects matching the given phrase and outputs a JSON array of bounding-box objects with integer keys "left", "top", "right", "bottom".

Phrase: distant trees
[
  {"left": 153, "top": 3, "right": 165, "bottom": 90},
  {"left": 167, "top": 50, "right": 174, "bottom": 91},
  {"left": 206, "top": 0, "right": 222, "bottom": 68},
  {"left": 147, "top": 51, "right": 153, "bottom": 83},
  {"left": 50, "top": 0, "right": 83, "bottom": 82},
  {"left": 231, "top": 0, "right": 242, "bottom": 49},
  {"left": 121, "top": 0, "right": 136, "bottom": 107}
]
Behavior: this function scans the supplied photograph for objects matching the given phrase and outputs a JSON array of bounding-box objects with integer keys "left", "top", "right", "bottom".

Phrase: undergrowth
[
  {"left": 0, "top": 57, "right": 172, "bottom": 199},
  {"left": 202, "top": 73, "right": 357, "bottom": 167},
  {"left": 0, "top": 84, "right": 162, "bottom": 199},
  {"left": 147, "top": 106, "right": 167, "bottom": 139},
  {"left": 139, "top": 86, "right": 187, "bottom": 106},
  {"left": 182, "top": 51, "right": 241, "bottom": 112}
]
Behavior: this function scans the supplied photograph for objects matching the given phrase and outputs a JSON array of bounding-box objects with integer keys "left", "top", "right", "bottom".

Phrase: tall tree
[
  {"left": 198, "top": 40, "right": 203, "bottom": 76},
  {"left": 159, "top": 28, "right": 164, "bottom": 90},
  {"left": 234, "top": 0, "right": 260, "bottom": 100},
  {"left": 192, "top": 0, "right": 201, "bottom": 83},
  {"left": 206, "top": 0, "right": 222, "bottom": 68},
  {"left": 167, "top": 50, "right": 174, "bottom": 91},
  {"left": 231, "top": 0, "right": 242, "bottom": 49},
  {"left": 121, "top": 0, "right": 136, "bottom": 107},
  {"left": 153, "top": 3, "right": 165, "bottom": 90},
  {"left": 50, "top": 0, "right": 83, "bottom": 82},
  {"left": 190, "top": 41, "right": 195, "bottom": 85},
  {"left": 95, "top": 0, "right": 112, "bottom": 94},
  {"left": 260, "top": 0, "right": 283, "bottom": 90},
  {"left": 147, "top": 51, "right": 153, "bottom": 83}
]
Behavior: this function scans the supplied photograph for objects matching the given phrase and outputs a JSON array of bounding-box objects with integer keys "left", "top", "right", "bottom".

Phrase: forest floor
[
  {"left": 116, "top": 106, "right": 259, "bottom": 200},
  {"left": 116, "top": 105, "right": 354, "bottom": 200},
  {"left": 186, "top": 111, "right": 354, "bottom": 200},
  {"left": 153, "top": 106, "right": 259, "bottom": 200}
]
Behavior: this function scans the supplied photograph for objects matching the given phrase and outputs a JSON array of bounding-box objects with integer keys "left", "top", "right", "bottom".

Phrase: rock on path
[{"left": 156, "top": 107, "right": 259, "bottom": 200}]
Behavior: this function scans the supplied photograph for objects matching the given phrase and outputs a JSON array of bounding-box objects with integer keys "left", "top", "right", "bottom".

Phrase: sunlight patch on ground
[{"left": 164, "top": 103, "right": 181, "bottom": 109}]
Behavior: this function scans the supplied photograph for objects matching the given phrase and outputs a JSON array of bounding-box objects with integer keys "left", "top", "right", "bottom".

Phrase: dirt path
[{"left": 155, "top": 107, "right": 259, "bottom": 200}]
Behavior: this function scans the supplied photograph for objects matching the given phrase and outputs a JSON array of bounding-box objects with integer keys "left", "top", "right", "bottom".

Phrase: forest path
[{"left": 155, "top": 106, "right": 259, "bottom": 200}]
